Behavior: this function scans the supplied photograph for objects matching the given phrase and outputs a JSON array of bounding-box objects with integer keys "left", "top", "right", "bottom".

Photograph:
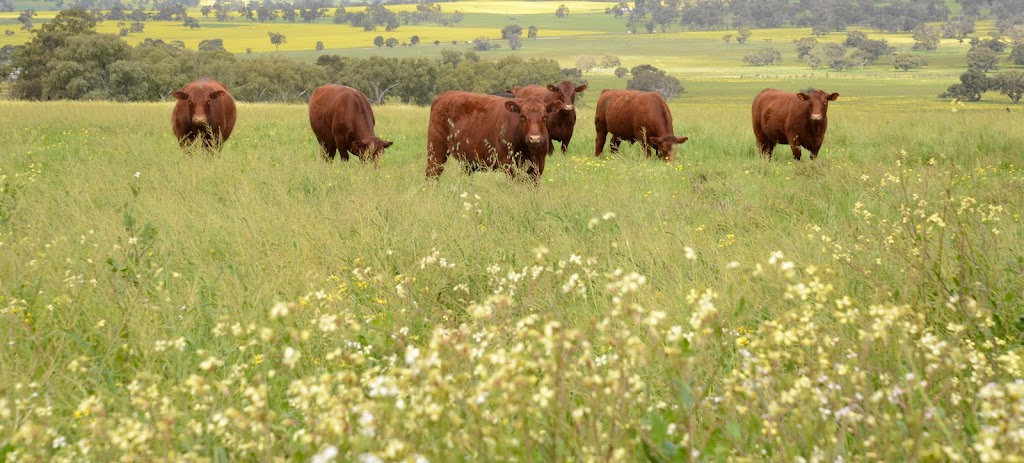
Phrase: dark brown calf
[
  {"left": 172, "top": 79, "right": 237, "bottom": 151},
  {"left": 594, "top": 89, "right": 688, "bottom": 161},
  {"left": 426, "top": 91, "right": 560, "bottom": 182},
  {"left": 751, "top": 88, "right": 839, "bottom": 160},
  {"left": 513, "top": 81, "right": 587, "bottom": 155},
  {"left": 309, "top": 84, "right": 393, "bottom": 162}
]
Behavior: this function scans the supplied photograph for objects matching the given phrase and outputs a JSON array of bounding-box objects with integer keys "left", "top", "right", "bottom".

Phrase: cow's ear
[
  {"left": 172, "top": 91, "right": 188, "bottom": 100},
  {"left": 504, "top": 100, "right": 522, "bottom": 113},
  {"left": 352, "top": 140, "right": 367, "bottom": 151},
  {"left": 210, "top": 90, "right": 225, "bottom": 100},
  {"left": 545, "top": 101, "right": 561, "bottom": 113},
  {"left": 546, "top": 84, "right": 559, "bottom": 93},
  {"left": 828, "top": 92, "right": 839, "bottom": 101},
  {"left": 797, "top": 93, "right": 810, "bottom": 101},
  {"left": 677, "top": 136, "right": 689, "bottom": 144},
  {"left": 505, "top": 88, "right": 514, "bottom": 93},
  {"left": 576, "top": 84, "right": 587, "bottom": 93},
  {"left": 381, "top": 140, "right": 393, "bottom": 148},
  {"left": 648, "top": 136, "right": 660, "bottom": 146}
]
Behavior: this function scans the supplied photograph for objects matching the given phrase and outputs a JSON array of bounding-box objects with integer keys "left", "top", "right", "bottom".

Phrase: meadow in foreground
[{"left": 1, "top": 97, "right": 1022, "bottom": 461}]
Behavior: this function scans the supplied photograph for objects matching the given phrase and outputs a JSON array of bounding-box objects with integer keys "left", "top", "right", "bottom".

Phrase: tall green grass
[{"left": 1, "top": 97, "right": 1022, "bottom": 461}]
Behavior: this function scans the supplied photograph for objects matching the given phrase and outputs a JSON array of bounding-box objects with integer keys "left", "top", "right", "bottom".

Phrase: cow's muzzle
[
  {"left": 562, "top": 104, "right": 574, "bottom": 111},
  {"left": 810, "top": 114, "right": 823, "bottom": 121},
  {"left": 527, "top": 135, "right": 544, "bottom": 145}
]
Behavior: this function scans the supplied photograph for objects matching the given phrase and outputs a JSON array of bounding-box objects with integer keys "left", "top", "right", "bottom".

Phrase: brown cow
[
  {"left": 309, "top": 84, "right": 393, "bottom": 162},
  {"left": 426, "top": 91, "right": 560, "bottom": 182},
  {"left": 594, "top": 89, "right": 688, "bottom": 161},
  {"left": 512, "top": 81, "right": 587, "bottom": 155},
  {"left": 751, "top": 88, "right": 839, "bottom": 160},
  {"left": 172, "top": 79, "right": 237, "bottom": 151}
]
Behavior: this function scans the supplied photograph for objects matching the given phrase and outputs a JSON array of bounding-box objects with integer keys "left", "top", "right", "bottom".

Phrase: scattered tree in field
[
  {"left": 316, "top": 40, "right": 324, "bottom": 52},
  {"left": 970, "top": 37, "right": 1006, "bottom": 53},
  {"left": 722, "top": 34, "right": 732, "bottom": 44},
  {"left": 940, "top": 69, "right": 990, "bottom": 101},
  {"left": 575, "top": 55, "right": 597, "bottom": 72},
  {"left": 433, "top": 40, "right": 440, "bottom": 45},
  {"left": 183, "top": 17, "right": 200, "bottom": 29},
  {"left": 130, "top": 21, "right": 144, "bottom": 33},
  {"left": 4, "top": 30, "right": 13, "bottom": 36},
  {"left": 528, "top": 26, "right": 538, "bottom": 39},
  {"left": 501, "top": 25, "right": 522, "bottom": 40},
  {"left": 614, "top": 66, "right": 628, "bottom": 78},
  {"left": 843, "top": 31, "right": 867, "bottom": 48},
  {"left": 17, "top": 9, "right": 34, "bottom": 31},
  {"left": 736, "top": 28, "right": 752, "bottom": 44},
  {"left": 200, "top": 5, "right": 211, "bottom": 17},
  {"left": 967, "top": 47, "right": 998, "bottom": 73},
  {"left": 1011, "top": 45, "right": 1024, "bottom": 65},
  {"left": 743, "top": 47, "right": 782, "bottom": 66},
  {"left": 373, "top": 36, "right": 384, "bottom": 48},
  {"left": 508, "top": 35, "right": 522, "bottom": 50},
  {"left": 333, "top": 6, "right": 347, "bottom": 24},
  {"left": 599, "top": 54, "right": 621, "bottom": 68},
  {"left": 942, "top": 16, "right": 974, "bottom": 43},
  {"left": 794, "top": 37, "right": 817, "bottom": 60},
  {"left": 992, "top": 71, "right": 1024, "bottom": 103},
  {"left": 410, "top": 35, "right": 419, "bottom": 46},
  {"left": 555, "top": 4, "right": 569, "bottom": 18},
  {"left": 473, "top": 37, "right": 498, "bottom": 51},
  {"left": 268, "top": 32, "right": 286, "bottom": 51},
  {"left": 385, "top": 37, "right": 398, "bottom": 48},
  {"left": 199, "top": 38, "right": 226, "bottom": 52},
  {"left": 912, "top": 25, "right": 941, "bottom": 51},
  {"left": 804, "top": 43, "right": 846, "bottom": 69},
  {"left": 891, "top": 53, "right": 927, "bottom": 71},
  {"left": 627, "top": 64, "right": 684, "bottom": 100}
]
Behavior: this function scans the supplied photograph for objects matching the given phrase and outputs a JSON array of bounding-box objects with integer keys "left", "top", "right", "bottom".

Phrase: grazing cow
[
  {"left": 426, "top": 91, "right": 560, "bottom": 182},
  {"left": 751, "top": 88, "right": 839, "bottom": 160},
  {"left": 308, "top": 84, "right": 393, "bottom": 162},
  {"left": 172, "top": 79, "right": 237, "bottom": 151},
  {"left": 594, "top": 89, "right": 688, "bottom": 161},
  {"left": 513, "top": 81, "right": 587, "bottom": 155}
]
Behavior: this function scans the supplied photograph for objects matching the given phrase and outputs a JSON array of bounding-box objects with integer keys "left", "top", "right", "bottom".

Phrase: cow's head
[
  {"left": 796, "top": 90, "right": 839, "bottom": 122},
  {"left": 647, "top": 135, "right": 688, "bottom": 162},
  {"left": 546, "top": 81, "right": 588, "bottom": 112},
  {"left": 173, "top": 88, "right": 226, "bottom": 127},
  {"left": 351, "top": 137, "right": 394, "bottom": 162},
  {"left": 505, "top": 97, "right": 561, "bottom": 151}
]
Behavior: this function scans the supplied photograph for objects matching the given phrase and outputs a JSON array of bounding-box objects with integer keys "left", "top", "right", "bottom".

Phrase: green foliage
[
  {"left": 940, "top": 69, "right": 991, "bottom": 101},
  {"left": 735, "top": 28, "right": 752, "bottom": 44},
  {"left": 912, "top": 24, "right": 941, "bottom": 51},
  {"left": 967, "top": 47, "right": 999, "bottom": 73},
  {"left": 991, "top": 71, "right": 1024, "bottom": 103},
  {"left": 614, "top": 66, "right": 628, "bottom": 78},
  {"left": 267, "top": 31, "right": 286, "bottom": 51},
  {"left": 1011, "top": 45, "right": 1024, "bottom": 65},
  {"left": 742, "top": 46, "right": 782, "bottom": 66},
  {"left": 627, "top": 64, "right": 684, "bottom": 100},
  {"left": 599, "top": 53, "right": 620, "bottom": 68},
  {"left": 891, "top": 53, "right": 927, "bottom": 71},
  {"left": 793, "top": 37, "right": 817, "bottom": 60},
  {"left": 575, "top": 55, "right": 596, "bottom": 72}
]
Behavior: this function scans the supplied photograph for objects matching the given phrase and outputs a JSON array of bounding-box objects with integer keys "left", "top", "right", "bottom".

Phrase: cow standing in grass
[
  {"left": 751, "top": 88, "right": 839, "bottom": 160},
  {"left": 513, "top": 81, "right": 587, "bottom": 155},
  {"left": 172, "top": 79, "right": 237, "bottom": 151},
  {"left": 594, "top": 89, "right": 688, "bottom": 161},
  {"left": 308, "top": 84, "right": 393, "bottom": 163},
  {"left": 426, "top": 91, "right": 560, "bottom": 182}
]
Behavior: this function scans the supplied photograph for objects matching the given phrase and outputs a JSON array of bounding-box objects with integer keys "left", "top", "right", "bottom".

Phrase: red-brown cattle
[
  {"left": 172, "top": 79, "right": 237, "bottom": 151},
  {"left": 513, "top": 81, "right": 587, "bottom": 155},
  {"left": 309, "top": 84, "right": 393, "bottom": 162},
  {"left": 594, "top": 89, "right": 688, "bottom": 161},
  {"left": 751, "top": 88, "right": 839, "bottom": 160},
  {"left": 426, "top": 91, "right": 560, "bottom": 182}
]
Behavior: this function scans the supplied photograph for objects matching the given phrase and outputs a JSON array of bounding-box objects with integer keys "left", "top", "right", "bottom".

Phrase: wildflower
[
  {"left": 282, "top": 347, "right": 301, "bottom": 369},
  {"left": 269, "top": 302, "right": 290, "bottom": 319},
  {"left": 311, "top": 446, "right": 338, "bottom": 463},
  {"left": 199, "top": 356, "right": 223, "bottom": 372},
  {"left": 684, "top": 246, "right": 696, "bottom": 261}
]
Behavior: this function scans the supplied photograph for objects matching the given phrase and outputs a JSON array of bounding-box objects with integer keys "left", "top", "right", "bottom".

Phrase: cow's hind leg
[
  {"left": 610, "top": 137, "right": 621, "bottom": 154},
  {"left": 594, "top": 121, "right": 608, "bottom": 156},
  {"left": 425, "top": 141, "right": 448, "bottom": 180},
  {"left": 560, "top": 135, "right": 571, "bottom": 155}
]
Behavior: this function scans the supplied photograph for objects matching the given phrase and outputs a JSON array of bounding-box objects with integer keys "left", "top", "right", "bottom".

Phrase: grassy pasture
[{"left": 2, "top": 91, "right": 1024, "bottom": 460}]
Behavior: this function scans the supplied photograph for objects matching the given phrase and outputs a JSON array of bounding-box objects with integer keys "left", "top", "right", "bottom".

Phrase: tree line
[
  {"left": 2, "top": 9, "right": 575, "bottom": 104},
  {"left": 613, "top": 0, "right": 1024, "bottom": 36}
]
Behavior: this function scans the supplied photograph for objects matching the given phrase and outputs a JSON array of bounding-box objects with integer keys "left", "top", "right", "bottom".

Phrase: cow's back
[
  {"left": 428, "top": 91, "right": 513, "bottom": 163},
  {"left": 597, "top": 89, "right": 672, "bottom": 139},
  {"left": 310, "top": 85, "right": 375, "bottom": 139},
  {"left": 751, "top": 88, "right": 793, "bottom": 130}
]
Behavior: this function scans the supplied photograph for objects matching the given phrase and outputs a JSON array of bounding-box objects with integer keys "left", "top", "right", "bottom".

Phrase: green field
[
  {"left": 2, "top": 90, "right": 1023, "bottom": 460},
  {"left": 3, "top": 0, "right": 1024, "bottom": 459}
]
